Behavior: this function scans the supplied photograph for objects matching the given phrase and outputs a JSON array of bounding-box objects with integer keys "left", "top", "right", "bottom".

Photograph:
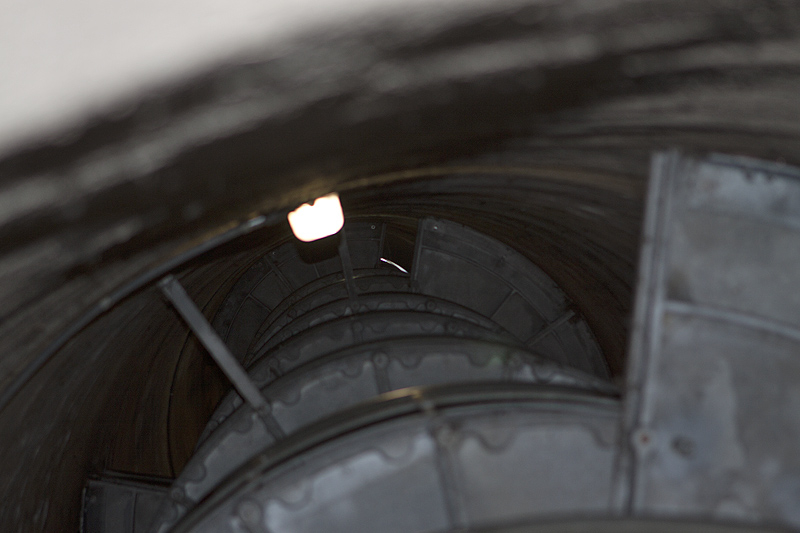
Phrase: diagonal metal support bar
[
  {"left": 525, "top": 309, "right": 575, "bottom": 347},
  {"left": 159, "top": 275, "right": 270, "bottom": 417},
  {"left": 338, "top": 229, "right": 358, "bottom": 300}
]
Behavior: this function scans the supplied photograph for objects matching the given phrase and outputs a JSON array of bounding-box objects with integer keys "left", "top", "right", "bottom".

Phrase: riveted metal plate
[
  {"left": 172, "top": 386, "right": 620, "bottom": 533},
  {"left": 162, "top": 337, "right": 617, "bottom": 528},
  {"left": 618, "top": 153, "right": 800, "bottom": 527}
]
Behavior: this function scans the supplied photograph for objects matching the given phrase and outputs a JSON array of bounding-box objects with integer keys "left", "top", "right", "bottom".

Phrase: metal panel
[
  {"left": 468, "top": 518, "right": 794, "bottom": 533},
  {"left": 82, "top": 475, "right": 168, "bottom": 533},
  {"left": 153, "top": 216, "right": 619, "bottom": 532},
  {"left": 211, "top": 222, "right": 390, "bottom": 360},
  {"left": 250, "top": 291, "right": 511, "bottom": 360},
  {"left": 246, "top": 274, "right": 410, "bottom": 360},
  {"left": 412, "top": 218, "right": 608, "bottom": 378},
  {"left": 159, "top": 337, "right": 616, "bottom": 527},
  {"left": 170, "top": 386, "right": 620, "bottom": 533},
  {"left": 618, "top": 152, "right": 800, "bottom": 526},
  {"left": 201, "top": 307, "right": 522, "bottom": 443}
]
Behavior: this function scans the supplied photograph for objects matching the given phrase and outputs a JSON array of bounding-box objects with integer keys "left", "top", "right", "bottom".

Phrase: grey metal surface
[
  {"left": 218, "top": 217, "right": 611, "bottom": 377},
  {"left": 201, "top": 308, "right": 522, "bottom": 443},
  {"left": 617, "top": 152, "right": 800, "bottom": 526},
  {"left": 245, "top": 273, "right": 410, "bottom": 363},
  {"left": 155, "top": 337, "right": 617, "bottom": 530},
  {"left": 145, "top": 214, "right": 620, "bottom": 532},
  {"left": 412, "top": 218, "right": 609, "bottom": 378},
  {"left": 172, "top": 386, "right": 620, "bottom": 533},
  {"left": 248, "top": 291, "right": 514, "bottom": 365},
  {"left": 212, "top": 222, "right": 392, "bottom": 360},
  {"left": 82, "top": 475, "right": 168, "bottom": 533},
  {"left": 467, "top": 518, "right": 795, "bottom": 533}
]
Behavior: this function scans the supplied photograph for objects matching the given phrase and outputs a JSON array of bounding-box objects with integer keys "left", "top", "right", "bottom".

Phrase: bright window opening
[{"left": 287, "top": 193, "right": 345, "bottom": 242}]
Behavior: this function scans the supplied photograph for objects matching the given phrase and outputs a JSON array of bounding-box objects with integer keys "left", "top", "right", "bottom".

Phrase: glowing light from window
[{"left": 287, "top": 193, "right": 344, "bottom": 242}]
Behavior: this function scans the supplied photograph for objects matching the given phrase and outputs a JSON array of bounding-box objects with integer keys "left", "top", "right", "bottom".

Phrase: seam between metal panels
[
  {"left": 431, "top": 422, "right": 469, "bottom": 530},
  {"left": 525, "top": 309, "right": 576, "bottom": 347},
  {"left": 630, "top": 152, "right": 678, "bottom": 512},
  {"left": 611, "top": 150, "right": 678, "bottom": 514},
  {"left": 708, "top": 153, "right": 800, "bottom": 183},
  {"left": 687, "top": 206, "right": 800, "bottom": 235},
  {"left": 662, "top": 300, "right": 800, "bottom": 344}
]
